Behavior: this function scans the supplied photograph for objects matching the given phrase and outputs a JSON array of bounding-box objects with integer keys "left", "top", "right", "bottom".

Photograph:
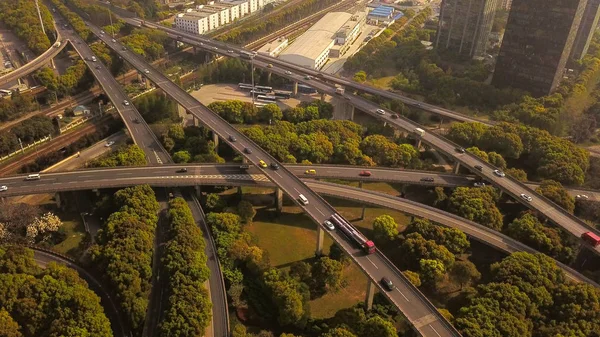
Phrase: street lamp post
[{"left": 251, "top": 56, "right": 255, "bottom": 105}]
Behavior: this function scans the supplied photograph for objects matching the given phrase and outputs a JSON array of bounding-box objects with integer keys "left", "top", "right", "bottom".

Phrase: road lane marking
[
  {"left": 316, "top": 208, "right": 325, "bottom": 216},
  {"left": 430, "top": 325, "right": 442, "bottom": 337},
  {"left": 396, "top": 288, "right": 410, "bottom": 302},
  {"left": 366, "top": 256, "right": 378, "bottom": 269}
]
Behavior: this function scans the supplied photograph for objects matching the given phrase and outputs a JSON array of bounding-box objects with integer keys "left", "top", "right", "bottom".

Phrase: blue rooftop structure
[
  {"left": 368, "top": 5, "right": 394, "bottom": 19},
  {"left": 392, "top": 12, "right": 404, "bottom": 21}
]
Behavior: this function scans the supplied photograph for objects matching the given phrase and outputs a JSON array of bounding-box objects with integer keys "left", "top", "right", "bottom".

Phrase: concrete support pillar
[
  {"left": 453, "top": 162, "right": 461, "bottom": 174},
  {"left": 137, "top": 72, "right": 144, "bottom": 83},
  {"left": 205, "top": 52, "right": 211, "bottom": 63},
  {"left": 409, "top": 215, "right": 415, "bottom": 223},
  {"left": 360, "top": 205, "right": 366, "bottom": 220},
  {"left": 212, "top": 132, "right": 219, "bottom": 149},
  {"left": 92, "top": 189, "right": 101, "bottom": 197},
  {"left": 237, "top": 186, "right": 243, "bottom": 196},
  {"left": 193, "top": 46, "right": 197, "bottom": 54},
  {"left": 438, "top": 118, "right": 443, "bottom": 129},
  {"left": 349, "top": 105, "right": 355, "bottom": 121},
  {"left": 320, "top": 92, "right": 326, "bottom": 102},
  {"left": 267, "top": 71, "right": 272, "bottom": 83},
  {"left": 292, "top": 81, "right": 298, "bottom": 96},
  {"left": 177, "top": 103, "right": 187, "bottom": 122},
  {"left": 50, "top": 58, "right": 56, "bottom": 69},
  {"left": 145, "top": 78, "right": 152, "bottom": 89},
  {"left": 416, "top": 139, "right": 422, "bottom": 149},
  {"left": 316, "top": 225, "right": 325, "bottom": 256},
  {"left": 55, "top": 193, "right": 62, "bottom": 209},
  {"left": 275, "top": 187, "right": 283, "bottom": 212},
  {"left": 195, "top": 185, "right": 202, "bottom": 198},
  {"left": 242, "top": 157, "right": 249, "bottom": 164},
  {"left": 365, "top": 280, "right": 376, "bottom": 310}
]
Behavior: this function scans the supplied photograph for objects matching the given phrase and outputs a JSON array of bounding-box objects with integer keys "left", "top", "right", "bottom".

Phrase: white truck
[
  {"left": 335, "top": 87, "right": 345, "bottom": 95},
  {"left": 414, "top": 128, "right": 425, "bottom": 136},
  {"left": 54, "top": 41, "right": 61, "bottom": 48}
]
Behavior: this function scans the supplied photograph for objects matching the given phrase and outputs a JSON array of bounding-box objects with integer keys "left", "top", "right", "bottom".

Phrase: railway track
[
  {"left": 0, "top": 115, "right": 111, "bottom": 176},
  {"left": 245, "top": 0, "right": 357, "bottom": 50}
]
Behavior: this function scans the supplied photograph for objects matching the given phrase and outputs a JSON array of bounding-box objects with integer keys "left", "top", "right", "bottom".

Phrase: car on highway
[
  {"left": 123, "top": 100, "right": 130, "bottom": 106},
  {"left": 380, "top": 277, "right": 395, "bottom": 291},
  {"left": 100, "top": 30, "right": 105, "bottom": 34},
  {"left": 520, "top": 193, "right": 533, "bottom": 202},
  {"left": 177, "top": 168, "right": 188, "bottom": 173},
  {"left": 122, "top": 46, "right": 127, "bottom": 51},
  {"left": 359, "top": 170, "right": 372, "bottom": 177},
  {"left": 420, "top": 177, "right": 434, "bottom": 182},
  {"left": 577, "top": 194, "right": 589, "bottom": 199},
  {"left": 227, "top": 50, "right": 234, "bottom": 53},
  {"left": 239, "top": 164, "right": 250, "bottom": 170},
  {"left": 344, "top": 96, "right": 351, "bottom": 100},
  {"left": 228, "top": 135, "right": 237, "bottom": 142},
  {"left": 416, "top": 103, "right": 422, "bottom": 108},
  {"left": 144, "top": 69, "right": 150, "bottom": 74},
  {"left": 473, "top": 182, "right": 486, "bottom": 187},
  {"left": 25, "top": 174, "right": 41, "bottom": 181},
  {"left": 305, "top": 169, "right": 316, "bottom": 175},
  {"left": 455, "top": 147, "right": 466, "bottom": 153},
  {"left": 391, "top": 114, "right": 399, "bottom": 119},
  {"left": 376, "top": 109, "right": 386, "bottom": 115},
  {"left": 267, "top": 64, "right": 273, "bottom": 68},
  {"left": 474, "top": 165, "right": 483, "bottom": 171},
  {"left": 133, "top": 118, "right": 140, "bottom": 124},
  {"left": 258, "top": 160, "right": 267, "bottom": 168},
  {"left": 298, "top": 194, "right": 309, "bottom": 205},
  {"left": 0, "top": 186, "right": 7, "bottom": 192},
  {"left": 270, "top": 162, "right": 279, "bottom": 170},
  {"left": 199, "top": 42, "right": 203, "bottom": 45},
  {"left": 112, "top": 38, "right": 116, "bottom": 43},
  {"left": 244, "top": 147, "right": 252, "bottom": 154},
  {"left": 213, "top": 46, "right": 218, "bottom": 50},
  {"left": 304, "top": 75, "right": 312, "bottom": 80},
  {"left": 493, "top": 169, "right": 506, "bottom": 177},
  {"left": 324, "top": 220, "right": 335, "bottom": 230},
  {"left": 105, "top": 141, "right": 115, "bottom": 147},
  {"left": 95, "top": 65, "right": 101, "bottom": 69},
  {"left": 285, "top": 70, "right": 292, "bottom": 75}
]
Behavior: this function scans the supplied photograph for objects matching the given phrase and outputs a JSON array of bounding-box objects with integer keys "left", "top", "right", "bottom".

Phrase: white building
[
  {"left": 278, "top": 12, "right": 364, "bottom": 69},
  {"left": 258, "top": 37, "right": 289, "bottom": 57},
  {"left": 200, "top": 5, "right": 231, "bottom": 26},
  {"left": 175, "top": 0, "right": 266, "bottom": 35},
  {"left": 175, "top": 11, "right": 211, "bottom": 35}
]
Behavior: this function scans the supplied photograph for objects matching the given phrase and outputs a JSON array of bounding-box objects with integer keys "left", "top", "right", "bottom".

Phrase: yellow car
[
  {"left": 305, "top": 169, "right": 316, "bottom": 175},
  {"left": 258, "top": 160, "right": 267, "bottom": 168}
]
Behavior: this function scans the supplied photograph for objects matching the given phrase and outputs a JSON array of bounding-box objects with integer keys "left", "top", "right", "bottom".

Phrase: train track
[
  {"left": 244, "top": 0, "right": 357, "bottom": 50},
  {"left": 0, "top": 115, "right": 111, "bottom": 176}
]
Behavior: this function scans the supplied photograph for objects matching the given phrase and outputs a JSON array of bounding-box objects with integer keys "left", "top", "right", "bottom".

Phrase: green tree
[
  {"left": 263, "top": 268, "right": 309, "bottom": 327},
  {"left": 449, "top": 260, "right": 481, "bottom": 289},
  {"left": 372, "top": 215, "right": 399, "bottom": 243},
  {"left": 419, "top": 259, "right": 446, "bottom": 285},
  {"left": 446, "top": 122, "right": 486, "bottom": 147},
  {"left": 506, "top": 213, "right": 573, "bottom": 261},
  {"left": 404, "top": 218, "right": 470, "bottom": 254},
  {"left": 0, "top": 309, "right": 21, "bottom": 337},
  {"left": 400, "top": 233, "right": 455, "bottom": 270},
  {"left": 353, "top": 71, "right": 367, "bottom": 83},
  {"left": 321, "top": 327, "right": 357, "bottom": 337},
  {"left": 360, "top": 135, "right": 418, "bottom": 167},
  {"left": 237, "top": 200, "right": 256, "bottom": 223},
  {"left": 362, "top": 316, "right": 397, "bottom": 337},
  {"left": 505, "top": 167, "right": 528, "bottom": 181},
  {"left": 173, "top": 150, "right": 191, "bottom": 163},
  {"left": 259, "top": 104, "right": 283, "bottom": 122},
  {"left": 311, "top": 257, "right": 344, "bottom": 293},
  {"left": 403, "top": 270, "right": 422, "bottom": 287},
  {"left": 535, "top": 180, "right": 575, "bottom": 214},
  {"left": 206, "top": 193, "right": 225, "bottom": 211},
  {"left": 448, "top": 187, "right": 503, "bottom": 230},
  {"left": 90, "top": 145, "right": 147, "bottom": 167}
]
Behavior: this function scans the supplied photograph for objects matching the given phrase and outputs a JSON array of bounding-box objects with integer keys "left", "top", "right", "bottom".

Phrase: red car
[{"left": 359, "top": 170, "right": 372, "bottom": 177}]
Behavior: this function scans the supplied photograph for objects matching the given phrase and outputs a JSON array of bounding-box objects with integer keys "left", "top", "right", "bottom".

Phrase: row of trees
[
  {"left": 90, "top": 144, "right": 148, "bottom": 167},
  {"left": 447, "top": 121, "right": 590, "bottom": 185},
  {"left": 0, "top": 116, "right": 55, "bottom": 155},
  {"left": 206, "top": 100, "right": 334, "bottom": 125},
  {"left": 160, "top": 124, "right": 224, "bottom": 163},
  {"left": 121, "top": 28, "right": 168, "bottom": 61},
  {"left": 0, "top": 0, "right": 54, "bottom": 55},
  {"left": 90, "top": 185, "right": 160, "bottom": 335},
  {"left": 0, "top": 91, "right": 37, "bottom": 122},
  {"left": 50, "top": 0, "right": 92, "bottom": 41},
  {"left": 0, "top": 245, "right": 113, "bottom": 336},
  {"left": 35, "top": 61, "right": 94, "bottom": 99},
  {"left": 158, "top": 198, "right": 212, "bottom": 336}
]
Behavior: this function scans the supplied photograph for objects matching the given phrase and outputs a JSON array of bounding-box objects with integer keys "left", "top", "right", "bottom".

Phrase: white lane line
[
  {"left": 396, "top": 288, "right": 410, "bottom": 302},
  {"left": 274, "top": 171, "right": 282, "bottom": 178},
  {"left": 430, "top": 325, "right": 442, "bottom": 337},
  {"left": 316, "top": 208, "right": 325, "bottom": 216},
  {"left": 366, "top": 256, "right": 378, "bottom": 269},
  {"left": 293, "top": 187, "right": 301, "bottom": 194}
]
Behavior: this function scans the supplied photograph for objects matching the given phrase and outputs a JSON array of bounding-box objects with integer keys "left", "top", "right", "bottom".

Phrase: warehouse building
[
  {"left": 367, "top": 5, "right": 395, "bottom": 24},
  {"left": 278, "top": 12, "right": 365, "bottom": 69},
  {"left": 258, "top": 37, "right": 289, "bottom": 57}
]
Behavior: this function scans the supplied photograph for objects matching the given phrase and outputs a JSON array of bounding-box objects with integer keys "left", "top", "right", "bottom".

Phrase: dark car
[
  {"left": 244, "top": 147, "right": 252, "bottom": 154},
  {"left": 420, "top": 177, "right": 434, "bottom": 182},
  {"left": 229, "top": 135, "right": 237, "bottom": 142},
  {"left": 270, "top": 162, "right": 279, "bottom": 170},
  {"left": 380, "top": 277, "right": 395, "bottom": 291},
  {"left": 474, "top": 165, "right": 483, "bottom": 171},
  {"left": 177, "top": 168, "right": 187, "bottom": 173},
  {"left": 391, "top": 114, "right": 399, "bottom": 119},
  {"left": 240, "top": 164, "right": 250, "bottom": 170},
  {"left": 455, "top": 147, "right": 466, "bottom": 154}
]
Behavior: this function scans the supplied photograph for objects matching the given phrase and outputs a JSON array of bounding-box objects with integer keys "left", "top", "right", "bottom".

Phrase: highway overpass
[{"left": 0, "top": 165, "right": 596, "bottom": 287}]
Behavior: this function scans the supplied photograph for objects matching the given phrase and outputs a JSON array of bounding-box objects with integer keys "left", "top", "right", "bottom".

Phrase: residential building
[
  {"left": 492, "top": 0, "right": 588, "bottom": 96},
  {"left": 175, "top": 0, "right": 266, "bottom": 35},
  {"left": 175, "top": 11, "right": 211, "bottom": 35},
  {"left": 200, "top": 4, "right": 231, "bottom": 26},
  {"left": 435, "top": 0, "right": 499, "bottom": 58},
  {"left": 571, "top": 0, "right": 600, "bottom": 60},
  {"left": 278, "top": 12, "right": 365, "bottom": 69},
  {"left": 499, "top": 0, "right": 512, "bottom": 10}
]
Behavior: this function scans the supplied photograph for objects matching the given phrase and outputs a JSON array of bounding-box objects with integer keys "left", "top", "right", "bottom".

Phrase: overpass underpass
[{"left": 0, "top": 165, "right": 596, "bottom": 288}]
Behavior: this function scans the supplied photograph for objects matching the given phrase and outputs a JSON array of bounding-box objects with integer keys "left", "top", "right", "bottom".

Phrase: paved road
[
  {"left": 31, "top": 247, "right": 126, "bottom": 336},
  {"left": 0, "top": 166, "right": 596, "bottom": 287},
  {"left": 129, "top": 17, "right": 600, "bottom": 256},
  {"left": 81, "top": 19, "right": 463, "bottom": 337}
]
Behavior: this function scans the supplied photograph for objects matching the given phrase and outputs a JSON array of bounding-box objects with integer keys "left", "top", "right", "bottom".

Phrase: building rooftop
[
  {"left": 258, "top": 37, "right": 288, "bottom": 53},
  {"left": 279, "top": 12, "right": 353, "bottom": 60},
  {"left": 369, "top": 5, "right": 394, "bottom": 18},
  {"left": 178, "top": 11, "right": 213, "bottom": 19}
]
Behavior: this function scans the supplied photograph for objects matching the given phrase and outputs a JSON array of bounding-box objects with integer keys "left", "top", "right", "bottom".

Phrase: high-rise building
[
  {"left": 492, "top": 0, "right": 588, "bottom": 96},
  {"left": 499, "top": 0, "right": 512, "bottom": 10},
  {"left": 571, "top": 0, "right": 600, "bottom": 60},
  {"left": 435, "top": 0, "right": 499, "bottom": 58}
]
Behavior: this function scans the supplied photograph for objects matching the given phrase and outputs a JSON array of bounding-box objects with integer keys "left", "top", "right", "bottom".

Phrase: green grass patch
[{"left": 53, "top": 215, "right": 86, "bottom": 257}]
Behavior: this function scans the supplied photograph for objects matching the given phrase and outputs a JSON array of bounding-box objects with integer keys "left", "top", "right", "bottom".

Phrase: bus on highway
[
  {"left": 240, "top": 50, "right": 256, "bottom": 59},
  {"left": 330, "top": 213, "right": 375, "bottom": 254},
  {"left": 257, "top": 95, "right": 277, "bottom": 103},
  {"left": 296, "top": 84, "right": 317, "bottom": 94},
  {"left": 274, "top": 90, "right": 292, "bottom": 99},
  {"left": 582, "top": 232, "right": 600, "bottom": 247}
]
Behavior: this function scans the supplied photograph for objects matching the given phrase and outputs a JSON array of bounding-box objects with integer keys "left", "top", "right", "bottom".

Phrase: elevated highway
[
  {"left": 82, "top": 18, "right": 463, "bottom": 337},
  {"left": 0, "top": 165, "right": 596, "bottom": 287}
]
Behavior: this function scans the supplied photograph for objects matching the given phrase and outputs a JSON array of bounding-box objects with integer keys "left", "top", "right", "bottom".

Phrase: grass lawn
[
  {"left": 53, "top": 213, "right": 86, "bottom": 257},
  {"left": 245, "top": 194, "right": 411, "bottom": 319}
]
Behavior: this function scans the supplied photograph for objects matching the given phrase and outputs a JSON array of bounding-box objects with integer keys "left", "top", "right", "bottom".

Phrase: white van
[
  {"left": 25, "top": 173, "right": 41, "bottom": 180},
  {"left": 298, "top": 194, "right": 309, "bottom": 205}
]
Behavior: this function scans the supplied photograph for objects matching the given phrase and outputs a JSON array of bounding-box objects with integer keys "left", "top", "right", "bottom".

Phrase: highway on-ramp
[{"left": 0, "top": 166, "right": 596, "bottom": 287}]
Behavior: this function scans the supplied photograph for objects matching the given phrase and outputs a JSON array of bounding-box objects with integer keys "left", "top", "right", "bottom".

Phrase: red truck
[{"left": 581, "top": 232, "right": 600, "bottom": 247}]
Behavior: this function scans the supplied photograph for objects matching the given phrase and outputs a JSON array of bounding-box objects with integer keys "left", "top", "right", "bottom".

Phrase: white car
[
  {"left": 324, "top": 220, "right": 335, "bottom": 230},
  {"left": 493, "top": 169, "right": 505, "bottom": 177},
  {"left": 105, "top": 141, "right": 115, "bottom": 147},
  {"left": 0, "top": 186, "right": 7, "bottom": 192},
  {"left": 376, "top": 109, "right": 386, "bottom": 115},
  {"left": 285, "top": 70, "right": 292, "bottom": 75},
  {"left": 123, "top": 100, "right": 130, "bottom": 106},
  {"left": 473, "top": 182, "right": 485, "bottom": 187},
  {"left": 227, "top": 49, "right": 234, "bottom": 53},
  {"left": 111, "top": 38, "right": 116, "bottom": 43},
  {"left": 520, "top": 193, "right": 533, "bottom": 202},
  {"left": 144, "top": 69, "right": 150, "bottom": 74},
  {"left": 576, "top": 194, "right": 589, "bottom": 199}
]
